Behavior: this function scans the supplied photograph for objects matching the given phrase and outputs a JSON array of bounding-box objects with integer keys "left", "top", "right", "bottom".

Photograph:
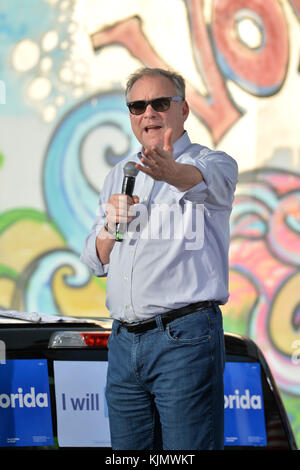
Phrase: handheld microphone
[{"left": 115, "top": 161, "right": 139, "bottom": 242}]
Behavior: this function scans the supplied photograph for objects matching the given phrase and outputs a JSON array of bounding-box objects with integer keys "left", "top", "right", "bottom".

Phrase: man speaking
[{"left": 80, "top": 67, "right": 238, "bottom": 450}]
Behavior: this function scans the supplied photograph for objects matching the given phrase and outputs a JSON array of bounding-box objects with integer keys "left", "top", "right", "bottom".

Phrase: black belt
[{"left": 121, "top": 300, "right": 215, "bottom": 333}]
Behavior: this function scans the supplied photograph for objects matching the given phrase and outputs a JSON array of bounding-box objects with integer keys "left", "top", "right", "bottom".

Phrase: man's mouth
[{"left": 144, "top": 125, "right": 162, "bottom": 133}]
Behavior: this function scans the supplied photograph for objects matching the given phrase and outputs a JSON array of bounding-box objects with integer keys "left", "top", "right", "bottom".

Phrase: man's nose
[{"left": 143, "top": 103, "right": 156, "bottom": 116}]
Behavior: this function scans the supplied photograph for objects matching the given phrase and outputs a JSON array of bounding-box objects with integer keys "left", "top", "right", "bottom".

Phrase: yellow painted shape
[
  {"left": 52, "top": 266, "right": 109, "bottom": 318},
  {"left": 269, "top": 271, "right": 300, "bottom": 355},
  {"left": 0, "top": 220, "right": 66, "bottom": 273},
  {"left": 0, "top": 278, "right": 15, "bottom": 309}
]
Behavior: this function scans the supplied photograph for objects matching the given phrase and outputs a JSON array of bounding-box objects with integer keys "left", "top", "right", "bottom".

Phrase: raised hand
[{"left": 135, "top": 128, "right": 178, "bottom": 183}]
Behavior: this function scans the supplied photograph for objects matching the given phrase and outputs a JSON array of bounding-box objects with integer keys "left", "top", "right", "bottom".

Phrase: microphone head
[{"left": 123, "top": 161, "right": 139, "bottom": 177}]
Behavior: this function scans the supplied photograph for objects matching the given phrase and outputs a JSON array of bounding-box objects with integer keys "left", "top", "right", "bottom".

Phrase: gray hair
[{"left": 125, "top": 67, "right": 186, "bottom": 101}]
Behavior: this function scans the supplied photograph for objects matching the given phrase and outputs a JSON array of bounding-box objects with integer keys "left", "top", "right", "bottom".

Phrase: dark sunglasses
[{"left": 126, "top": 96, "right": 184, "bottom": 115}]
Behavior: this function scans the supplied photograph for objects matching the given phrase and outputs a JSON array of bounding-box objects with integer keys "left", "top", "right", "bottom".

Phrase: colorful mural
[{"left": 0, "top": 0, "right": 299, "bottom": 445}]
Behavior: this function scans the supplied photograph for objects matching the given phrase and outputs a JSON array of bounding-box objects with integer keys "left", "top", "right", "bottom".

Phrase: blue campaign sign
[
  {"left": 0, "top": 359, "right": 53, "bottom": 447},
  {"left": 224, "top": 362, "right": 267, "bottom": 446}
]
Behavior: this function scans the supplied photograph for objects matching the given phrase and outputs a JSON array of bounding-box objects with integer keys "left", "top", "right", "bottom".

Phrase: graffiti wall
[{"left": 0, "top": 0, "right": 299, "bottom": 445}]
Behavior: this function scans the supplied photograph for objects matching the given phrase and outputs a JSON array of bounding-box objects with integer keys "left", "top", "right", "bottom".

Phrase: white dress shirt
[{"left": 80, "top": 132, "right": 238, "bottom": 322}]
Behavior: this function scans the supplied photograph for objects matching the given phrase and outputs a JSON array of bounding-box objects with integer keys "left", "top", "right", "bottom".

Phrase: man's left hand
[
  {"left": 135, "top": 128, "right": 179, "bottom": 183},
  {"left": 135, "top": 128, "right": 203, "bottom": 191}
]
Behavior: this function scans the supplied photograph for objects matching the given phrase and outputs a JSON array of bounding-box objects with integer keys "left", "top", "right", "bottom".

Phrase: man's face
[{"left": 127, "top": 74, "right": 189, "bottom": 150}]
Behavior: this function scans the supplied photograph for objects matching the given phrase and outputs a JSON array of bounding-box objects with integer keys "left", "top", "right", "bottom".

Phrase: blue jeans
[{"left": 105, "top": 303, "right": 225, "bottom": 450}]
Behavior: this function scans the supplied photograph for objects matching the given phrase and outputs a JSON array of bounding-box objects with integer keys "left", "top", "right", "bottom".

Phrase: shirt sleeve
[
  {"left": 170, "top": 147, "right": 238, "bottom": 209},
  {"left": 80, "top": 193, "right": 109, "bottom": 277},
  {"left": 80, "top": 157, "right": 123, "bottom": 277}
]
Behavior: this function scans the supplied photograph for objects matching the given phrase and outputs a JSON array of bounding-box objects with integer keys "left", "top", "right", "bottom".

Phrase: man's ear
[{"left": 182, "top": 100, "right": 189, "bottom": 122}]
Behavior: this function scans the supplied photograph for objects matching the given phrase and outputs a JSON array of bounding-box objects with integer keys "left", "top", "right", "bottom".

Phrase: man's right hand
[
  {"left": 96, "top": 194, "right": 139, "bottom": 265},
  {"left": 105, "top": 194, "right": 139, "bottom": 230}
]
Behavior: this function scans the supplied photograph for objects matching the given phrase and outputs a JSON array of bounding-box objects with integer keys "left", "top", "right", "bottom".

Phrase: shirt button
[
  {"left": 125, "top": 305, "right": 130, "bottom": 310},
  {"left": 143, "top": 196, "right": 148, "bottom": 201},
  {"left": 124, "top": 275, "right": 128, "bottom": 281}
]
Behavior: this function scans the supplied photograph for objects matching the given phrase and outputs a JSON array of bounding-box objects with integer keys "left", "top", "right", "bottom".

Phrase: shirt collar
[{"left": 137, "top": 131, "right": 191, "bottom": 160}]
